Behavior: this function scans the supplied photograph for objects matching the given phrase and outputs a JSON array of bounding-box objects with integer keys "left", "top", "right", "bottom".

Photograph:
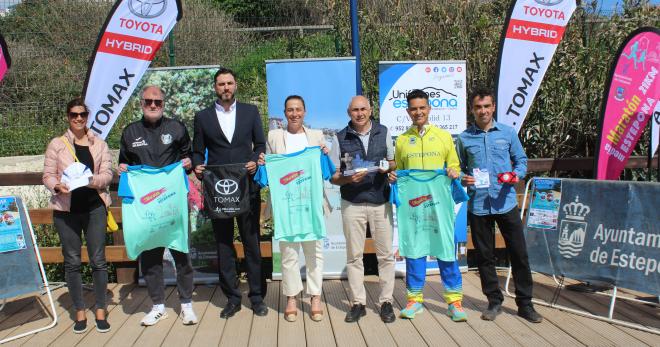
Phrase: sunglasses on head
[
  {"left": 68, "top": 111, "right": 89, "bottom": 119},
  {"left": 142, "top": 98, "right": 164, "bottom": 107}
]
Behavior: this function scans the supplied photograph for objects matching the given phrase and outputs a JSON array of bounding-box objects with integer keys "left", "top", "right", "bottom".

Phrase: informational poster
[
  {"left": 0, "top": 196, "right": 43, "bottom": 300},
  {"left": 0, "top": 197, "right": 25, "bottom": 253},
  {"left": 379, "top": 61, "right": 467, "bottom": 136},
  {"left": 266, "top": 57, "right": 356, "bottom": 279},
  {"left": 527, "top": 178, "right": 562, "bottom": 230}
]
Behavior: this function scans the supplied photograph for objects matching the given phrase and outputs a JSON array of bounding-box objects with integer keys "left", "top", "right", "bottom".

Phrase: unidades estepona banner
[
  {"left": 83, "top": 0, "right": 182, "bottom": 139},
  {"left": 495, "top": 0, "right": 577, "bottom": 133},
  {"left": 379, "top": 61, "right": 467, "bottom": 137},
  {"left": 595, "top": 27, "right": 660, "bottom": 180}
]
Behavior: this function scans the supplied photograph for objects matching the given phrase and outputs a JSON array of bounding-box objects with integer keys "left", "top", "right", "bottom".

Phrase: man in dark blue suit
[{"left": 192, "top": 67, "right": 267, "bottom": 318}]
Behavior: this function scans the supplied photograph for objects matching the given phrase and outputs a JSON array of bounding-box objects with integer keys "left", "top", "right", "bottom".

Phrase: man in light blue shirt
[{"left": 456, "top": 87, "right": 541, "bottom": 323}]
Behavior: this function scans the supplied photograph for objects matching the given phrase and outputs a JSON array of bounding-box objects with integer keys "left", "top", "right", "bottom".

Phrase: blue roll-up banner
[
  {"left": 266, "top": 57, "right": 356, "bottom": 279},
  {"left": 525, "top": 178, "right": 660, "bottom": 295}
]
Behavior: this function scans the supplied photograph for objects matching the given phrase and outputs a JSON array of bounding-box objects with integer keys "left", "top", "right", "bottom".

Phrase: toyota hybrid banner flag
[
  {"left": 595, "top": 27, "right": 660, "bottom": 180},
  {"left": 0, "top": 32, "right": 11, "bottom": 82},
  {"left": 495, "top": 0, "right": 576, "bottom": 133},
  {"left": 83, "top": 0, "right": 182, "bottom": 139}
]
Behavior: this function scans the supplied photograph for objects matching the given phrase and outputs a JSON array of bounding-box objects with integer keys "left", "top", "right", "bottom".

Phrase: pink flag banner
[
  {"left": 0, "top": 32, "right": 11, "bottom": 82},
  {"left": 595, "top": 27, "right": 660, "bottom": 180},
  {"left": 83, "top": 0, "right": 182, "bottom": 139}
]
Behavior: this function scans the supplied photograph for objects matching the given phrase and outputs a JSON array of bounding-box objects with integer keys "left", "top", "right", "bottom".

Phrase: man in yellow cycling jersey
[{"left": 391, "top": 89, "right": 466, "bottom": 322}]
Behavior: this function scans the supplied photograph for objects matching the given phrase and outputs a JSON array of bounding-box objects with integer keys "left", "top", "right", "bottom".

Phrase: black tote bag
[{"left": 202, "top": 163, "right": 250, "bottom": 219}]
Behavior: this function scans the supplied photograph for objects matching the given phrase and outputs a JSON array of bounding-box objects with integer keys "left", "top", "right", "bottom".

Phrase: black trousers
[
  {"left": 140, "top": 247, "right": 194, "bottom": 305},
  {"left": 469, "top": 207, "right": 533, "bottom": 308},
  {"left": 211, "top": 192, "right": 266, "bottom": 305},
  {"left": 53, "top": 205, "right": 108, "bottom": 311}
]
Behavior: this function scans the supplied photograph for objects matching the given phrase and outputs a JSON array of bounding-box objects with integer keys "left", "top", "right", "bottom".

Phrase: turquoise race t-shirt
[
  {"left": 390, "top": 169, "right": 468, "bottom": 261},
  {"left": 118, "top": 162, "right": 189, "bottom": 260},
  {"left": 255, "top": 146, "right": 335, "bottom": 242}
]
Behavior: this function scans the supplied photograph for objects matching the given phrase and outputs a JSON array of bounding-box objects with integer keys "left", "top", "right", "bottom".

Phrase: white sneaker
[
  {"left": 141, "top": 306, "right": 168, "bottom": 326},
  {"left": 181, "top": 303, "right": 198, "bottom": 325}
]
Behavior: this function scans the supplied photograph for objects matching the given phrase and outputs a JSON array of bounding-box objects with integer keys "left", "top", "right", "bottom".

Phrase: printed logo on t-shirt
[
  {"left": 280, "top": 170, "right": 304, "bottom": 185},
  {"left": 140, "top": 188, "right": 166, "bottom": 204},
  {"left": 161, "top": 133, "right": 173, "bottom": 145},
  {"left": 132, "top": 137, "right": 148, "bottom": 148},
  {"left": 409, "top": 194, "right": 432, "bottom": 207}
]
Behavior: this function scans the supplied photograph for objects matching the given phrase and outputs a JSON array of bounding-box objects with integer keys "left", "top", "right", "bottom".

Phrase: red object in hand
[{"left": 497, "top": 172, "right": 519, "bottom": 184}]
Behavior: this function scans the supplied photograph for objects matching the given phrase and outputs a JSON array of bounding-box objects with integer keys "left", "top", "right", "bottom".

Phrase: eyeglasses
[
  {"left": 68, "top": 111, "right": 89, "bottom": 119},
  {"left": 142, "top": 99, "right": 164, "bottom": 107}
]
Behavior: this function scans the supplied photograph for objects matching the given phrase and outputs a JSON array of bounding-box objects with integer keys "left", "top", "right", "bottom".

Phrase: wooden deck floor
[{"left": 0, "top": 271, "right": 658, "bottom": 346}]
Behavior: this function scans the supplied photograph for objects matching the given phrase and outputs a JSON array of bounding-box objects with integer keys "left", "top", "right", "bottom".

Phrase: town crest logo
[{"left": 558, "top": 195, "right": 591, "bottom": 259}]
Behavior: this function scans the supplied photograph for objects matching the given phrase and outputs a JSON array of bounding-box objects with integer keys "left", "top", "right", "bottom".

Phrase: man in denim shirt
[{"left": 456, "top": 88, "right": 542, "bottom": 323}]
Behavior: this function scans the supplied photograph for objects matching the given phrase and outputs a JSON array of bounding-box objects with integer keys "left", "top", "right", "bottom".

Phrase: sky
[{"left": 596, "top": 0, "right": 660, "bottom": 13}]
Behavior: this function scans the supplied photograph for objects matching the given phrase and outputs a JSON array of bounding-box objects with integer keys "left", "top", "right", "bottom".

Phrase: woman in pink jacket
[{"left": 42, "top": 98, "right": 113, "bottom": 334}]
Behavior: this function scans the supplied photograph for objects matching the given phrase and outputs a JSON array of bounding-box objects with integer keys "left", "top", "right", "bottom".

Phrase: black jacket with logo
[{"left": 119, "top": 116, "right": 192, "bottom": 169}]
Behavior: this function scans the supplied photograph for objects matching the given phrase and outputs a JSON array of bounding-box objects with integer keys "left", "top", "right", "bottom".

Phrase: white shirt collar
[{"left": 215, "top": 100, "right": 236, "bottom": 113}]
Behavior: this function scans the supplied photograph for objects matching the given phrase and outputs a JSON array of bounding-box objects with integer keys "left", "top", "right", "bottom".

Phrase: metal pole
[
  {"left": 168, "top": 33, "right": 175, "bottom": 66},
  {"left": 349, "top": 0, "right": 362, "bottom": 95},
  {"left": 608, "top": 286, "right": 618, "bottom": 319},
  {"left": 648, "top": 124, "right": 653, "bottom": 181}
]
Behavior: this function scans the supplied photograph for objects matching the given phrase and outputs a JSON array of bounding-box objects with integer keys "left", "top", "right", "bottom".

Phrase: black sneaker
[
  {"left": 344, "top": 303, "right": 366, "bottom": 323},
  {"left": 481, "top": 302, "right": 502, "bottom": 321},
  {"left": 518, "top": 306, "right": 543, "bottom": 323},
  {"left": 252, "top": 302, "right": 268, "bottom": 317},
  {"left": 95, "top": 319, "right": 111, "bottom": 333},
  {"left": 73, "top": 319, "right": 87, "bottom": 334},
  {"left": 379, "top": 302, "right": 396, "bottom": 323}
]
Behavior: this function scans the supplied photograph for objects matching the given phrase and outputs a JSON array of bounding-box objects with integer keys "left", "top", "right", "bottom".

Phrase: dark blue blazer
[{"left": 192, "top": 102, "right": 266, "bottom": 193}]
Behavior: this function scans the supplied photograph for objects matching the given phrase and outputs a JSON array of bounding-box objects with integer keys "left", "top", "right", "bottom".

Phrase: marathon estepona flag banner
[
  {"left": 595, "top": 27, "right": 660, "bottom": 180},
  {"left": 495, "top": 0, "right": 576, "bottom": 133},
  {"left": 0, "top": 32, "right": 11, "bottom": 82},
  {"left": 83, "top": 0, "right": 182, "bottom": 139}
]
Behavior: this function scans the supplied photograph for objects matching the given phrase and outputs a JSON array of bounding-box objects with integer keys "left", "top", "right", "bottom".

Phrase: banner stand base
[{"left": 0, "top": 198, "right": 58, "bottom": 344}]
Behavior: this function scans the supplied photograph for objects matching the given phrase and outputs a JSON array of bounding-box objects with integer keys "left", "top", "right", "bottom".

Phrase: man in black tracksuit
[{"left": 118, "top": 85, "right": 198, "bottom": 326}]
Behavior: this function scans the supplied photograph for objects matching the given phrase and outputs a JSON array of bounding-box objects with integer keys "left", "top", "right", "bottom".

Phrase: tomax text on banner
[
  {"left": 83, "top": 0, "right": 182, "bottom": 139},
  {"left": 495, "top": 0, "right": 577, "bottom": 133}
]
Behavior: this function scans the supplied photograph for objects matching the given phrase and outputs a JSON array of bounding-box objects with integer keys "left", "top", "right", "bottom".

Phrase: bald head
[
  {"left": 347, "top": 95, "right": 372, "bottom": 131},
  {"left": 348, "top": 95, "right": 370, "bottom": 112}
]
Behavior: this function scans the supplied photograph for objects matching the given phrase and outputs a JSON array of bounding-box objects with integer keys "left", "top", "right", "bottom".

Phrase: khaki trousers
[
  {"left": 280, "top": 240, "right": 324, "bottom": 296},
  {"left": 341, "top": 199, "right": 395, "bottom": 305}
]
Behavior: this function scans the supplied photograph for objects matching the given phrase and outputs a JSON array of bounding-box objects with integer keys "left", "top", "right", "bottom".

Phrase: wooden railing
[{"left": 1, "top": 156, "right": 657, "bottom": 282}]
